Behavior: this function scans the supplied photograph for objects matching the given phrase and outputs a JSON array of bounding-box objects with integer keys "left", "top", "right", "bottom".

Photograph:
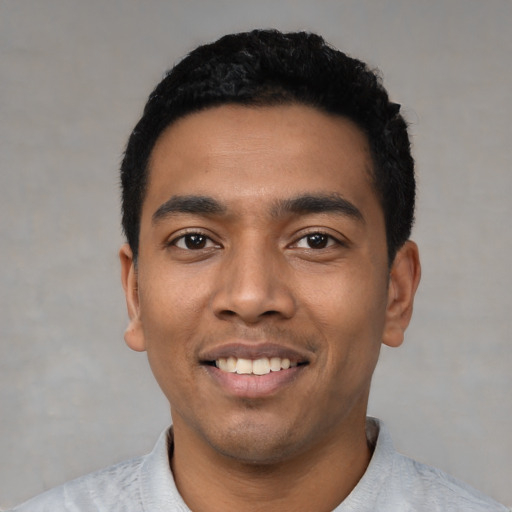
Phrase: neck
[{"left": 170, "top": 415, "right": 372, "bottom": 512}]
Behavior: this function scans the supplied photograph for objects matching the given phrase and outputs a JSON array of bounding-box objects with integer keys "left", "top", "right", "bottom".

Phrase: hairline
[{"left": 133, "top": 100, "right": 389, "bottom": 264}]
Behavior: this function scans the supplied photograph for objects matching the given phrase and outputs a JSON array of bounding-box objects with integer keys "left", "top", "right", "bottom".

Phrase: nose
[{"left": 211, "top": 238, "right": 296, "bottom": 324}]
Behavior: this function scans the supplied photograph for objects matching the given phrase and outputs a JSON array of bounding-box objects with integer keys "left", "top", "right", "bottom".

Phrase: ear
[
  {"left": 119, "top": 244, "right": 146, "bottom": 352},
  {"left": 382, "top": 240, "right": 421, "bottom": 348}
]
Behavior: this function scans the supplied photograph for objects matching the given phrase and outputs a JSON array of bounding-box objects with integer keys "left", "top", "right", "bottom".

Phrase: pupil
[
  {"left": 308, "top": 234, "right": 328, "bottom": 248},
  {"left": 185, "top": 234, "right": 206, "bottom": 249}
]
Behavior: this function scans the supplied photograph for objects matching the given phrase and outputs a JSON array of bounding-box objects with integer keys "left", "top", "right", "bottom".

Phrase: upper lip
[{"left": 199, "top": 342, "right": 311, "bottom": 364}]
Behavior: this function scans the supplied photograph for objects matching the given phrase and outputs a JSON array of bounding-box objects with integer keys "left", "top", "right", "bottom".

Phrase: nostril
[
  {"left": 218, "top": 309, "right": 282, "bottom": 321},
  {"left": 219, "top": 310, "right": 237, "bottom": 317},
  {"left": 211, "top": 277, "right": 296, "bottom": 322}
]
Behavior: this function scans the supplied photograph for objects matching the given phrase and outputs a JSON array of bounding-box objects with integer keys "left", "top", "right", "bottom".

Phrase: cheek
[
  {"left": 140, "top": 264, "right": 209, "bottom": 329},
  {"left": 137, "top": 269, "right": 210, "bottom": 383},
  {"left": 300, "top": 267, "right": 388, "bottom": 356},
  {"left": 305, "top": 264, "right": 387, "bottom": 318}
]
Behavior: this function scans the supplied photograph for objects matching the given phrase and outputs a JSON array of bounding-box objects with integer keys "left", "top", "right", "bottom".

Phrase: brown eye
[
  {"left": 174, "top": 233, "right": 213, "bottom": 250},
  {"left": 292, "top": 231, "right": 347, "bottom": 253},
  {"left": 306, "top": 233, "right": 329, "bottom": 249},
  {"left": 294, "top": 233, "right": 337, "bottom": 249}
]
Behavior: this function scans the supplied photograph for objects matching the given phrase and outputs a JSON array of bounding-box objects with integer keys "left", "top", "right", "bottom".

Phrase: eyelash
[
  {"left": 292, "top": 231, "right": 344, "bottom": 250},
  {"left": 169, "top": 231, "right": 219, "bottom": 250},
  {"left": 168, "top": 230, "right": 344, "bottom": 251}
]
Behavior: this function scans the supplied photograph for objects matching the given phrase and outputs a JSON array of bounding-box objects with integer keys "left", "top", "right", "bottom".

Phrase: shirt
[{"left": 9, "top": 418, "right": 509, "bottom": 511}]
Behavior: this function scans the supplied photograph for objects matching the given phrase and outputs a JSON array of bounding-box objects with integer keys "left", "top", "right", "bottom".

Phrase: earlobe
[
  {"left": 119, "top": 244, "right": 147, "bottom": 352},
  {"left": 382, "top": 241, "right": 421, "bottom": 348}
]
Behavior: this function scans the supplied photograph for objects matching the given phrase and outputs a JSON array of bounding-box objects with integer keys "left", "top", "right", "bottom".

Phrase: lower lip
[{"left": 203, "top": 365, "right": 305, "bottom": 398}]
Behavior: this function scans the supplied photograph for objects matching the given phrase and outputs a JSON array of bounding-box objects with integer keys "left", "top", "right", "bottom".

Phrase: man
[{"left": 10, "top": 29, "right": 508, "bottom": 511}]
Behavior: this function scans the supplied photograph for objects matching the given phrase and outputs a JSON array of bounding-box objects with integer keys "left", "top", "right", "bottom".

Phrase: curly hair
[{"left": 121, "top": 29, "right": 415, "bottom": 263}]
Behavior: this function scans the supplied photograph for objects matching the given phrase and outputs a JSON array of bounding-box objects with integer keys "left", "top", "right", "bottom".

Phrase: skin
[{"left": 120, "top": 104, "right": 421, "bottom": 511}]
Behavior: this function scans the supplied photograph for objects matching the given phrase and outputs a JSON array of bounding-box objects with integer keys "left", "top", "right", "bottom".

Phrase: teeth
[
  {"left": 226, "top": 356, "right": 237, "bottom": 372},
  {"left": 215, "top": 356, "right": 298, "bottom": 375},
  {"left": 252, "top": 358, "right": 270, "bottom": 375},
  {"left": 235, "top": 358, "right": 253, "bottom": 374},
  {"left": 216, "top": 356, "right": 237, "bottom": 372},
  {"left": 269, "top": 357, "right": 281, "bottom": 371}
]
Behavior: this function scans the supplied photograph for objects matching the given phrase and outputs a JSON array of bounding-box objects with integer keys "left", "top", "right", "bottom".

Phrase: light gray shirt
[{"left": 9, "top": 418, "right": 509, "bottom": 511}]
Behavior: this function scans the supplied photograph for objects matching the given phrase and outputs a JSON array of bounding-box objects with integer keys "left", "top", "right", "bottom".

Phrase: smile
[
  {"left": 214, "top": 356, "right": 299, "bottom": 375},
  {"left": 200, "top": 343, "right": 311, "bottom": 396}
]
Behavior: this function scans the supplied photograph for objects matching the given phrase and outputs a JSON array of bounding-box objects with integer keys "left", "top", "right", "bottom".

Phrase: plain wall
[{"left": 1, "top": 0, "right": 511, "bottom": 507}]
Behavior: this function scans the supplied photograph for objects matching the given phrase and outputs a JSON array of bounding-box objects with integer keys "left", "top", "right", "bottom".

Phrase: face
[{"left": 121, "top": 104, "right": 419, "bottom": 465}]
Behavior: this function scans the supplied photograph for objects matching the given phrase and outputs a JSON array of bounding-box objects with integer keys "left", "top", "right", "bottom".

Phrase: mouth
[
  {"left": 204, "top": 356, "right": 305, "bottom": 375},
  {"left": 199, "top": 343, "right": 311, "bottom": 396}
]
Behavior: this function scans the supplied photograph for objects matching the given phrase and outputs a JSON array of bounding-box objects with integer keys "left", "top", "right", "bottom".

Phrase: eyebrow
[
  {"left": 152, "top": 195, "right": 226, "bottom": 224},
  {"left": 271, "top": 193, "right": 364, "bottom": 222},
  {"left": 152, "top": 192, "right": 364, "bottom": 225}
]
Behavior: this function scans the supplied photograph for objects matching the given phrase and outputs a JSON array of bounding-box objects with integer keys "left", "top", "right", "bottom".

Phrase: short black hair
[{"left": 121, "top": 29, "right": 415, "bottom": 263}]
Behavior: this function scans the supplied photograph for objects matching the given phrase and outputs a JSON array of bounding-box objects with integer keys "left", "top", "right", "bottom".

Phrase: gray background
[{"left": 1, "top": 0, "right": 511, "bottom": 508}]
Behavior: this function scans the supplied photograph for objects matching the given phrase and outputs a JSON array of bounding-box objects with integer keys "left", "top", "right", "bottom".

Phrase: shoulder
[
  {"left": 7, "top": 427, "right": 182, "bottom": 512},
  {"left": 390, "top": 450, "right": 509, "bottom": 511},
  {"left": 347, "top": 418, "right": 509, "bottom": 512},
  {"left": 8, "top": 455, "right": 146, "bottom": 512}
]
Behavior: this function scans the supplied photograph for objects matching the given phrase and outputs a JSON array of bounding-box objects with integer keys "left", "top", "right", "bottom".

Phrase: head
[
  {"left": 118, "top": 30, "right": 421, "bottom": 470},
  {"left": 121, "top": 29, "right": 415, "bottom": 265}
]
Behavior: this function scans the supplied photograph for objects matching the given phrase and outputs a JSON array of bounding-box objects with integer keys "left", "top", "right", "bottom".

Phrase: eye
[
  {"left": 294, "top": 232, "right": 338, "bottom": 249},
  {"left": 172, "top": 233, "right": 217, "bottom": 250}
]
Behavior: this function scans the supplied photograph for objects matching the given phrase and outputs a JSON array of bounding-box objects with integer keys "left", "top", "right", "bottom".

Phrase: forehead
[{"left": 144, "top": 104, "right": 379, "bottom": 219}]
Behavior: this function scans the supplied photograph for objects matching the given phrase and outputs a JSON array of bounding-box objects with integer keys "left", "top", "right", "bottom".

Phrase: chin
[{"left": 205, "top": 418, "right": 308, "bottom": 466}]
